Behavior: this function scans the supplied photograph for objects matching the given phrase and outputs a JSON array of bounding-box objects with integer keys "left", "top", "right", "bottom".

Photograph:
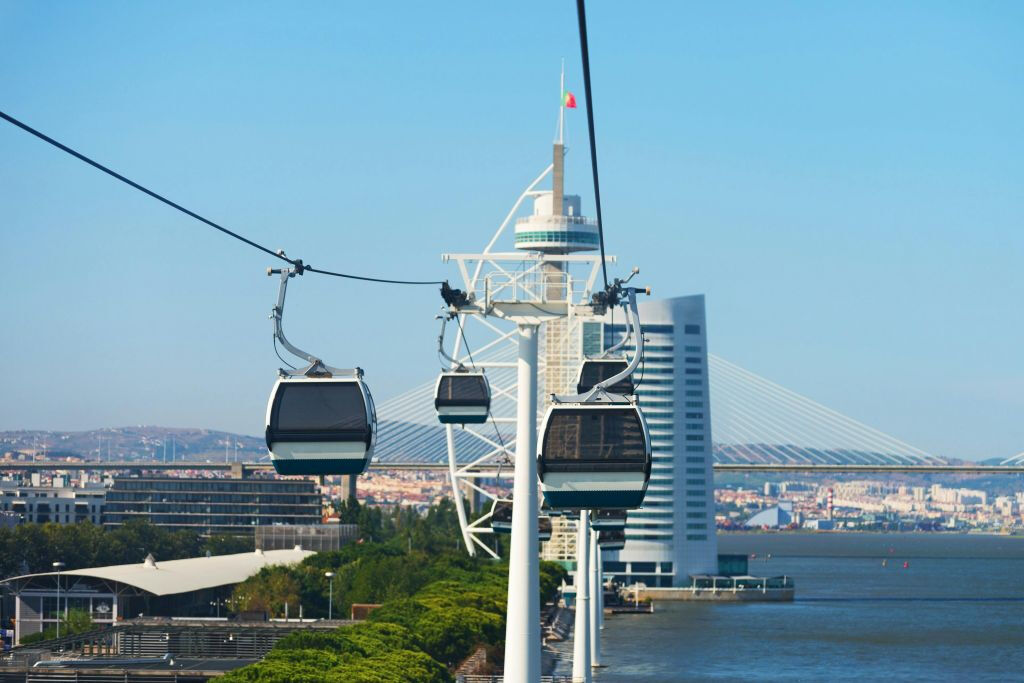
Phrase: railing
[
  {"left": 458, "top": 677, "right": 572, "bottom": 683},
  {"left": 689, "top": 575, "right": 795, "bottom": 592},
  {"left": 514, "top": 215, "right": 596, "bottom": 227},
  {"left": 482, "top": 270, "right": 585, "bottom": 308}
]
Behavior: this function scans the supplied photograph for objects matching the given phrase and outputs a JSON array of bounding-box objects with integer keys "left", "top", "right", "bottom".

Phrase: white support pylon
[
  {"left": 446, "top": 424, "right": 476, "bottom": 556},
  {"left": 589, "top": 528, "right": 602, "bottom": 668},
  {"left": 597, "top": 549, "right": 605, "bottom": 632},
  {"left": 572, "top": 510, "right": 592, "bottom": 683},
  {"left": 502, "top": 324, "right": 541, "bottom": 682}
]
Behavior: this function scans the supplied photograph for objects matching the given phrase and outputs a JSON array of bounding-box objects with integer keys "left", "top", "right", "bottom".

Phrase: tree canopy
[{"left": 221, "top": 499, "right": 567, "bottom": 682}]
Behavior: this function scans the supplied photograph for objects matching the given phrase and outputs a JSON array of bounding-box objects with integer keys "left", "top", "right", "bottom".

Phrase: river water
[{"left": 586, "top": 533, "right": 1024, "bottom": 681}]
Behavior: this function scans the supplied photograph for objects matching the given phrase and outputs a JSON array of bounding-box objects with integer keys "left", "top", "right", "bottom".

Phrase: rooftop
[{"left": 1, "top": 548, "right": 314, "bottom": 596}]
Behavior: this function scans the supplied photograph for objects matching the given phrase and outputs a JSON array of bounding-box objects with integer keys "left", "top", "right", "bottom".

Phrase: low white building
[{"left": 1, "top": 548, "right": 313, "bottom": 644}]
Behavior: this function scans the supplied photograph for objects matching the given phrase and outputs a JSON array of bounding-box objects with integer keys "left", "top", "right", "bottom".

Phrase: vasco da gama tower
[{"left": 522, "top": 117, "right": 718, "bottom": 588}]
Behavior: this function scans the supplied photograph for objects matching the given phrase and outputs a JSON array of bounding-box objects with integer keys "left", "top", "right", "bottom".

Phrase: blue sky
[{"left": 1, "top": 1, "right": 1021, "bottom": 460}]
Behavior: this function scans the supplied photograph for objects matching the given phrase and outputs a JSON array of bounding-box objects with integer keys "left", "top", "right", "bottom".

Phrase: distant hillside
[{"left": 0, "top": 426, "right": 268, "bottom": 463}]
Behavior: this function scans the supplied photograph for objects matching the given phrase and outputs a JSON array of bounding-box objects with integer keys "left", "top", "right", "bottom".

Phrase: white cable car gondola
[
  {"left": 590, "top": 509, "right": 627, "bottom": 532},
  {"left": 575, "top": 358, "right": 633, "bottom": 396},
  {"left": 490, "top": 499, "right": 513, "bottom": 534},
  {"left": 434, "top": 314, "right": 491, "bottom": 424},
  {"left": 539, "top": 286, "right": 652, "bottom": 510},
  {"left": 575, "top": 298, "right": 636, "bottom": 395},
  {"left": 491, "top": 500, "right": 552, "bottom": 541},
  {"left": 597, "top": 529, "right": 625, "bottom": 551},
  {"left": 264, "top": 266, "right": 377, "bottom": 476}
]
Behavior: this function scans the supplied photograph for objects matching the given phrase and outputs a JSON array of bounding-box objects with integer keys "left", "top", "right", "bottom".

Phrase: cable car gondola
[
  {"left": 264, "top": 266, "right": 377, "bottom": 476},
  {"left": 435, "top": 371, "right": 490, "bottom": 424},
  {"left": 266, "top": 376, "right": 376, "bottom": 475},
  {"left": 434, "top": 314, "right": 492, "bottom": 424},
  {"left": 597, "top": 528, "right": 625, "bottom": 551},
  {"left": 539, "top": 287, "right": 652, "bottom": 510},
  {"left": 538, "top": 402, "right": 651, "bottom": 509},
  {"left": 574, "top": 306, "right": 636, "bottom": 395},
  {"left": 538, "top": 515, "right": 553, "bottom": 542},
  {"left": 490, "top": 499, "right": 513, "bottom": 534},
  {"left": 575, "top": 358, "right": 633, "bottom": 396},
  {"left": 590, "top": 509, "right": 627, "bottom": 532}
]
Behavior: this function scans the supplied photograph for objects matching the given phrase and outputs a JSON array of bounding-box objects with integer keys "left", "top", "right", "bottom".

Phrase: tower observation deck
[{"left": 513, "top": 192, "right": 599, "bottom": 252}]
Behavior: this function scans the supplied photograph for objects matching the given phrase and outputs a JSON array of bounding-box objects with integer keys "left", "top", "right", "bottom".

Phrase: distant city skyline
[{"left": 1, "top": 2, "right": 1021, "bottom": 460}]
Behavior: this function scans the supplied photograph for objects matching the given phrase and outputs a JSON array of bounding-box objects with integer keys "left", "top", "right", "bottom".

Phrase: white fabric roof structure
[{"left": 1, "top": 548, "right": 314, "bottom": 596}]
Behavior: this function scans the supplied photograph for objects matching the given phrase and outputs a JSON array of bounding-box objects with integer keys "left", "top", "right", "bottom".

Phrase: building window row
[
  {"left": 608, "top": 324, "right": 675, "bottom": 335},
  {"left": 621, "top": 345, "right": 674, "bottom": 353},
  {"left": 685, "top": 446, "right": 705, "bottom": 452},
  {"left": 514, "top": 230, "right": 600, "bottom": 244}
]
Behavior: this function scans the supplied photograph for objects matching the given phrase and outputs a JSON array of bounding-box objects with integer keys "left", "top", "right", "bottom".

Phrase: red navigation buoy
[{"left": 902, "top": 561, "right": 910, "bottom": 569}]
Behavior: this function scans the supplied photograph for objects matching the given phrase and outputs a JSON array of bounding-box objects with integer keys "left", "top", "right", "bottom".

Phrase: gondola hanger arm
[
  {"left": 436, "top": 313, "right": 467, "bottom": 372},
  {"left": 554, "top": 285, "right": 650, "bottom": 404},
  {"left": 268, "top": 261, "right": 360, "bottom": 379}
]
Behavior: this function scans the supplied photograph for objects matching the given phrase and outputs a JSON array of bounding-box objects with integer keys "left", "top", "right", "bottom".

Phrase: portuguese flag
[{"left": 563, "top": 91, "right": 577, "bottom": 109}]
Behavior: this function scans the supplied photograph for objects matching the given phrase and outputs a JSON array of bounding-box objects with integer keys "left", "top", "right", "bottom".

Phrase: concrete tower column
[{"left": 502, "top": 324, "right": 541, "bottom": 682}]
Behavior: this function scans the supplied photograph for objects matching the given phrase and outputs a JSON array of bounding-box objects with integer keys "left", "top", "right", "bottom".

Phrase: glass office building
[
  {"left": 104, "top": 476, "right": 321, "bottom": 535},
  {"left": 583, "top": 295, "right": 718, "bottom": 586}
]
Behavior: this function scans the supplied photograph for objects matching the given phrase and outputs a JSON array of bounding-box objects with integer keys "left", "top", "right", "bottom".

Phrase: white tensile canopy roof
[{"left": 1, "top": 548, "right": 314, "bottom": 596}]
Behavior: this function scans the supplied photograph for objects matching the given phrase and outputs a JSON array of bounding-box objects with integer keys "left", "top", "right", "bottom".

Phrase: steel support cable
[
  {"left": 709, "top": 374, "right": 822, "bottom": 465},
  {"left": 711, "top": 358, "right": 891, "bottom": 463},
  {"left": 713, "top": 358, "right": 924, "bottom": 466},
  {"left": 712, "top": 355, "right": 890, "bottom": 455},
  {"left": 575, "top": 0, "right": 609, "bottom": 290},
  {"left": 0, "top": 109, "right": 443, "bottom": 286},
  {"left": 710, "top": 364, "right": 846, "bottom": 460},
  {"left": 710, "top": 355, "right": 931, "bottom": 462}
]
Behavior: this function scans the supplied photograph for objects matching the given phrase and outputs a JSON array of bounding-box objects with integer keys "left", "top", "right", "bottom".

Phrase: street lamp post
[
  {"left": 325, "top": 572, "right": 335, "bottom": 620},
  {"left": 52, "top": 561, "right": 65, "bottom": 639}
]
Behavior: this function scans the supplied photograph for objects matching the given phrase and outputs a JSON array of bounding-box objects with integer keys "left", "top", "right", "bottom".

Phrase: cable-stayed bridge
[
  {"left": 3, "top": 339, "right": 1019, "bottom": 475},
  {"left": 371, "top": 342, "right": 974, "bottom": 469}
]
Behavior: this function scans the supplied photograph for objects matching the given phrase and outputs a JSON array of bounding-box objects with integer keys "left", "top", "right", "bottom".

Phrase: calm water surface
[{"left": 586, "top": 534, "right": 1024, "bottom": 681}]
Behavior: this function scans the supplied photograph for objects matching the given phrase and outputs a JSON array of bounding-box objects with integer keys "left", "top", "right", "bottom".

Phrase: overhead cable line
[
  {"left": 0, "top": 109, "right": 444, "bottom": 286},
  {"left": 575, "top": 0, "right": 609, "bottom": 291}
]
